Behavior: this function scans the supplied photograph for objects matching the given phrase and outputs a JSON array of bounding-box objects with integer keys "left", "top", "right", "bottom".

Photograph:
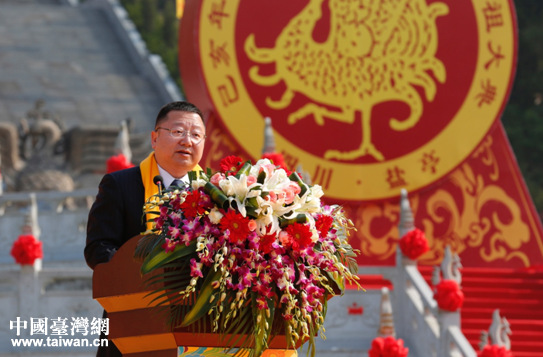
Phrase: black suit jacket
[
  {"left": 85, "top": 166, "right": 146, "bottom": 356},
  {"left": 85, "top": 166, "right": 146, "bottom": 270}
]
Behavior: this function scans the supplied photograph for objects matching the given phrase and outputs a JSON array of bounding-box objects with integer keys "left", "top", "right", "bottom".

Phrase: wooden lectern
[{"left": 92, "top": 235, "right": 296, "bottom": 357}]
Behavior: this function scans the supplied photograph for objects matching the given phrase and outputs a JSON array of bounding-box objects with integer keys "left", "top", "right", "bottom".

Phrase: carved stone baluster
[{"left": 378, "top": 287, "right": 396, "bottom": 338}]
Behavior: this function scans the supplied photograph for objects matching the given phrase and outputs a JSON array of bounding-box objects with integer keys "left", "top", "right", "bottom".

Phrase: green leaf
[
  {"left": 236, "top": 161, "right": 252, "bottom": 177},
  {"left": 257, "top": 170, "right": 266, "bottom": 184},
  {"left": 204, "top": 182, "right": 229, "bottom": 209},
  {"left": 140, "top": 239, "right": 197, "bottom": 274},
  {"left": 289, "top": 172, "right": 309, "bottom": 196},
  {"left": 134, "top": 234, "right": 162, "bottom": 260},
  {"left": 279, "top": 214, "right": 308, "bottom": 228},
  {"left": 180, "top": 268, "right": 222, "bottom": 327},
  {"left": 325, "top": 271, "right": 345, "bottom": 295}
]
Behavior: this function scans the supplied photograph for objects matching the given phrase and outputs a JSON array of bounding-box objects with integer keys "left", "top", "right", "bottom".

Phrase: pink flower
[
  {"left": 278, "top": 230, "right": 292, "bottom": 247},
  {"left": 248, "top": 219, "right": 257, "bottom": 231},
  {"left": 283, "top": 188, "right": 296, "bottom": 204},
  {"left": 256, "top": 296, "right": 269, "bottom": 310},
  {"left": 267, "top": 191, "right": 277, "bottom": 203},
  {"left": 167, "top": 226, "right": 182, "bottom": 239},
  {"left": 246, "top": 175, "right": 257, "bottom": 186},
  {"left": 190, "top": 258, "right": 203, "bottom": 278},
  {"left": 162, "top": 238, "right": 178, "bottom": 253},
  {"left": 210, "top": 172, "right": 226, "bottom": 186},
  {"left": 259, "top": 163, "right": 276, "bottom": 177}
]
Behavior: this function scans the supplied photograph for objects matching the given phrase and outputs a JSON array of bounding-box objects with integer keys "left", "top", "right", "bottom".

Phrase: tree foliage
[
  {"left": 119, "top": 1, "right": 543, "bottom": 215},
  {"left": 502, "top": 1, "right": 543, "bottom": 215},
  {"left": 120, "top": 0, "right": 181, "bottom": 92}
]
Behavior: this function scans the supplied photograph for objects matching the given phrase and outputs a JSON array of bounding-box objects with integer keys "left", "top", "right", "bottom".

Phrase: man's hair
[{"left": 154, "top": 101, "right": 204, "bottom": 128}]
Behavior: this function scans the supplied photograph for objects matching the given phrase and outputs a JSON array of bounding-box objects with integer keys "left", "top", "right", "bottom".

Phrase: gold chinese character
[
  {"left": 475, "top": 79, "right": 497, "bottom": 107},
  {"left": 217, "top": 75, "right": 239, "bottom": 107},
  {"left": 482, "top": 2, "right": 504, "bottom": 32},
  {"left": 421, "top": 150, "right": 440, "bottom": 174},
  {"left": 208, "top": 0, "right": 229, "bottom": 29},
  {"left": 386, "top": 166, "right": 407, "bottom": 189},
  {"left": 484, "top": 41, "right": 505, "bottom": 70},
  {"left": 209, "top": 40, "right": 230, "bottom": 68}
]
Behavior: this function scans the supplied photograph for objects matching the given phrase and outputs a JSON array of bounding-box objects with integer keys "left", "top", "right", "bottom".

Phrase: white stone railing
[
  {"left": 363, "top": 257, "right": 476, "bottom": 357},
  {"left": 0, "top": 189, "right": 96, "bottom": 264},
  {"left": 371, "top": 188, "right": 478, "bottom": 357},
  {"left": 0, "top": 188, "right": 102, "bottom": 356},
  {"left": 0, "top": 264, "right": 102, "bottom": 356}
]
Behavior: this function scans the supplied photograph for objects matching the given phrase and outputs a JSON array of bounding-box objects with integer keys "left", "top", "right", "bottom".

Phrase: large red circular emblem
[{"left": 180, "top": 0, "right": 517, "bottom": 201}]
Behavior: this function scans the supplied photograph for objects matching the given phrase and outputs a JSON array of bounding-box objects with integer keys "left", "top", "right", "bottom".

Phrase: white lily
[
  {"left": 220, "top": 174, "right": 262, "bottom": 217},
  {"left": 191, "top": 178, "right": 207, "bottom": 190},
  {"left": 219, "top": 178, "right": 234, "bottom": 196},
  {"left": 253, "top": 195, "right": 279, "bottom": 235},
  {"left": 208, "top": 207, "right": 224, "bottom": 224}
]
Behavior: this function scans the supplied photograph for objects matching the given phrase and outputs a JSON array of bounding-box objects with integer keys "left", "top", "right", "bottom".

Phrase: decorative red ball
[
  {"left": 11, "top": 234, "right": 43, "bottom": 265},
  {"left": 478, "top": 344, "right": 513, "bottom": 357},
  {"left": 106, "top": 153, "right": 134, "bottom": 173},
  {"left": 368, "top": 336, "right": 409, "bottom": 357},
  {"left": 434, "top": 279, "right": 464, "bottom": 311},
  {"left": 399, "top": 228, "right": 430, "bottom": 260}
]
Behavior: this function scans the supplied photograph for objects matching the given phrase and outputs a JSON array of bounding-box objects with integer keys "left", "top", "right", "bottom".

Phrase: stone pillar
[{"left": 18, "top": 193, "right": 42, "bottom": 320}]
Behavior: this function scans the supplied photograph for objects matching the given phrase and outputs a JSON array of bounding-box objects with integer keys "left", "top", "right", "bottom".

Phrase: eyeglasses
[{"left": 155, "top": 127, "right": 206, "bottom": 144}]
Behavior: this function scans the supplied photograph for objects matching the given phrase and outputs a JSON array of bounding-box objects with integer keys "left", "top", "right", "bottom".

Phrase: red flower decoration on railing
[
  {"left": 10, "top": 234, "right": 43, "bottom": 265},
  {"left": 434, "top": 279, "right": 464, "bottom": 311},
  {"left": 478, "top": 345, "right": 513, "bottom": 357},
  {"left": 399, "top": 228, "right": 429, "bottom": 260},
  {"left": 106, "top": 153, "right": 134, "bottom": 173},
  {"left": 368, "top": 336, "right": 409, "bottom": 357}
]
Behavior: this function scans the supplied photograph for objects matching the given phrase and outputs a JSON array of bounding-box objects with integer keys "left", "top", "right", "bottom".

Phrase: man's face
[{"left": 151, "top": 110, "right": 205, "bottom": 177}]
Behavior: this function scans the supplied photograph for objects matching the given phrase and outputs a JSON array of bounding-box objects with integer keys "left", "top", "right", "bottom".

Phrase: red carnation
[
  {"left": 368, "top": 336, "right": 409, "bottom": 357},
  {"left": 259, "top": 233, "right": 277, "bottom": 255},
  {"left": 220, "top": 155, "right": 245, "bottom": 174},
  {"left": 220, "top": 210, "right": 252, "bottom": 244},
  {"left": 106, "top": 153, "right": 134, "bottom": 173},
  {"left": 434, "top": 279, "right": 464, "bottom": 311},
  {"left": 285, "top": 223, "right": 313, "bottom": 251},
  {"left": 315, "top": 215, "right": 334, "bottom": 237},
  {"left": 180, "top": 190, "right": 206, "bottom": 219},
  {"left": 399, "top": 228, "right": 429, "bottom": 260},
  {"left": 478, "top": 345, "right": 513, "bottom": 357},
  {"left": 11, "top": 234, "right": 43, "bottom": 265}
]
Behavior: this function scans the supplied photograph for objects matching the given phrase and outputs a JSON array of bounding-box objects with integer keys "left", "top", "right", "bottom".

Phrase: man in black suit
[{"left": 85, "top": 101, "right": 206, "bottom": 356}]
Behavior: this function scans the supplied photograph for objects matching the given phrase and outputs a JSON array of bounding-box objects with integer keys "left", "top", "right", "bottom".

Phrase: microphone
[{"left": 153, "top": 175, "right": 164, "bottom": 195}]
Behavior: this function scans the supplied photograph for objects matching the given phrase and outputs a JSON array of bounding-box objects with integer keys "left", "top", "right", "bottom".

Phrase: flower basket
[{"left": 135, "top": 158, "right": 361, "bottom": 357}]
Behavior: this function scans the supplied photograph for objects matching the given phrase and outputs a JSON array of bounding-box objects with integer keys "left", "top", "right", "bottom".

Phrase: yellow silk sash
[{"left": 140, "top": 152, "right": 202, "bottom": 231}]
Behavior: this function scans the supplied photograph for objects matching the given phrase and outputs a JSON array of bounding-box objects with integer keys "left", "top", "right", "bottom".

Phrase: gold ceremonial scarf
[{"left": 140, "top": 152, "right": 202, "bottom": 231}]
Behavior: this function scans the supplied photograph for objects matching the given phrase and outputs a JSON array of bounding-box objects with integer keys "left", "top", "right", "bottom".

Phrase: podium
[{"left": 92, "top": 235, "right": 297, "bottom": 356}]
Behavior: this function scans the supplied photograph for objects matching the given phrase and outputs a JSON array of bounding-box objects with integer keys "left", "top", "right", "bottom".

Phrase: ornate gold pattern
[{"left": 353, "top": 134, "right": 531, "bottom": 266}]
